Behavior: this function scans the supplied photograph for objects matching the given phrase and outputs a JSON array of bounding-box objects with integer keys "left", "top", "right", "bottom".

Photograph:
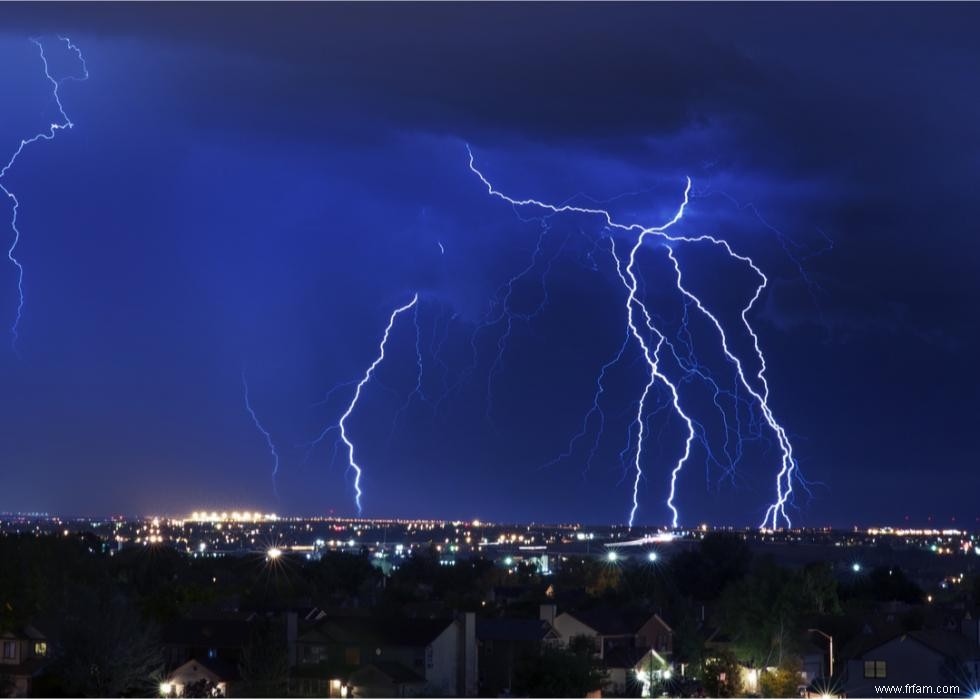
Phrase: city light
[
  {"left": 266, "top": 547, "right": 283, "bottom": 560},
  {"left": 852, "top": 562, "right": 862, "bottom": 572},
  {"left": 607, "top": 551, "right": 618, "bottom": 562},
  {"left": 648, "top": 551, "right": 659, "bottom": 562}
]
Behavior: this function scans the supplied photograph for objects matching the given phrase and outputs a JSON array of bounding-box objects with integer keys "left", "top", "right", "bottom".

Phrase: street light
[{"left": 808, "top": 628, "right": 834, "bottom": 678}]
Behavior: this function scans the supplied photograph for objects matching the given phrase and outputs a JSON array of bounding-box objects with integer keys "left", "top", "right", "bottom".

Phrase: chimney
[
  {"left": 456, "top": 612, "right": 478, "bottom": 696},
  {"left": 286, "top": 611, "right": 298, "bottom": 667}
]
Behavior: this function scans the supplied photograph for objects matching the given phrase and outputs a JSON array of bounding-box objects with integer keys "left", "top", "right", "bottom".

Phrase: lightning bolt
[
  {"left": 242, "top": 369, "right": 281, "bottom": 498},
  {"left": 608, "top": 221, "right": 696, "bottom": 529},
  {"left": 467, "top": 145, "right": 803, "bottom": 529},
  {"left": 1, "top": 36, "right": 88, "bottom": 354},
  {"left": 338, "top": 293, "right": 419, "bottom": 514}
]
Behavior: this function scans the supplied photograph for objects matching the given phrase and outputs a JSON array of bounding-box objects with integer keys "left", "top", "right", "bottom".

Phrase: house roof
[
  {"left": 0, "top": 625, "right": 45, "bottom": 641},
  {"left": 476, "top": 618, "right": 556, "bottom": 642},
  {"left": 603, "top": 646, "right": 666, "bottom": 670},
  {"left": 309, "top": 617, "right": 454, "bottom": 647},
  {"left": 911, "top": 629, "right": 980, "bottom": 662},
  {"left": 349, "top": 661, "right": 426, "bottom": 685},
  {"left": 843, "top": 629, "right": 980, "bottom": 663},
  {"left": 170, "top": 656, "right": 241, "bottom": 682},
  {"left": 161, "top": 619, "right": 251, "bottom": 648},
  {"left": 563, "top": 608, "right": 661, "bottom": 636}
]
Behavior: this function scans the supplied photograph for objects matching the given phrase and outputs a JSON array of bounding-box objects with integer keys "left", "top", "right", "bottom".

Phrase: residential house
[
  {"left": 348, "top": 662, "right": 427, "bottom": 697},
  {"left": 0, "top": 626, "right": 48, "bottom": 698},
  {"left": 290, "top": 613, "right": 477, "bottom": 697},
  {"left": 603, "top": 647, "right": 669, "bottom": 697},
  {"left": 551, "top": 607, "right": 673, "bottom": 659},
  {"left": 161, "top": 617, "right": 252, "bottom": 668},
  {"left": 160, "top": 657, "right": 240, "bottom": 697},
  {"left": 840, "top": 629, "right": 980, "bottom": 697}
]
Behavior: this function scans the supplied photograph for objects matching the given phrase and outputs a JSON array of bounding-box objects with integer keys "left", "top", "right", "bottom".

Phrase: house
[
  {"left": 551, "top": 607, "right": 673, "bottom": 659},
  {"left": 161, "top": 617, "right": 252, "bottom": 668},
  {"left": 0, "top": 626, "right": 48, "bottom": 698},
  {"left": 291, "top": 613, "right": 477, "bottom": 697},
  {"left": 476, "top": 617, "right": 559, "bottom": 696},
  {"left": 160, "top": 657, "right": 240, "bottom": 697},
  {"left": 603, "top": 647, "right": 669, "bottom": 697},
  {"left": 840, "top": 629, "right": 980, "bottom": 697},
  {"left": 291, "top": 662, "right": 354, "bottom": 698},
  {"left": 348, "top": 662, "right": 428, "bottom": 697}
]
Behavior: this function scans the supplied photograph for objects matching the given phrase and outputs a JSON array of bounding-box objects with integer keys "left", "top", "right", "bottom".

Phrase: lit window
[
  {"left": 34, "top": 642, "right": 47, "bottom": 657},
  {"left": 864, "top": 660, "right": 886, "bottom": 678}
]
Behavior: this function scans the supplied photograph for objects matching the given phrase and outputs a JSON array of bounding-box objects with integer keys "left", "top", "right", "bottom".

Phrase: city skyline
[{"left": 1, "top": 5, "right": 979, "bottom": 527}]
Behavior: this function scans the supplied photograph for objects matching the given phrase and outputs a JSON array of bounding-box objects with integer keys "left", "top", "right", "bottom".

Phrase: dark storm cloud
[
  {"left": 0, "top": 4, "right": 766, "bottom": 144},
  {"left": 0, "top": 3, "right": 978, "bottom": 525}
]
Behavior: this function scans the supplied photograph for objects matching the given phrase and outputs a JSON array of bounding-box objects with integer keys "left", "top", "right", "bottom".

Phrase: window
[
  {"left": 864, "top": 660, "right": 886, "bottom": 678},
  {"left": 2, "top": 641, "right": 14, "bottom": 659},
  {"left": 34, "top": 642, "right": 47, "bottom": 657},
  {"left": 207, "top": 648, "right": 217, "bottom": 659}
]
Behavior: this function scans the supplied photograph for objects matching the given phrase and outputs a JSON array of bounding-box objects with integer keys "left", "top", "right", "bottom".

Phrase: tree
[
  {"left": 670, "top": 608, "right": 707, "bottom": 667},
  {"left": 800, "top": 562, "right": 841, "bottom": 616},
  {"left": 309, "top": 551, "right": 382, "bottom": 600},
  {"left": 238, "top": 619, "right": 289, "bottom": 697},
  {"left": 554, "top": 557, "right": 622, "bottom": 598},
  {"left": 841, "top": 566, "right": 923, "bottom": 605},
  {"left": 54, "top": 590, "right": 163, "bottom": 697},
  {"left": 183, "top": 678, "right": 223, "bottom": 697},
  {"left": 670, "top": 533, "right": 752, "bottom": 602},
  {"left": 513, "top": 636, "right": 604, "bottom": 697},
  {"left": 700, "top": 649, "right": 743, "bottom": 698},
  {"left": 716, "top": 560, "right": 794, "bottom": 667},
  {"left": 759, "top": 656, "right": 803, "bottom": 698}
]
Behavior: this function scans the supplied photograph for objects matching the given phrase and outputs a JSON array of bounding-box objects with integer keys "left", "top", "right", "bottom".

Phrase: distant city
[{"left": 3, "top": 511, "right": 978, "bottom": 591}]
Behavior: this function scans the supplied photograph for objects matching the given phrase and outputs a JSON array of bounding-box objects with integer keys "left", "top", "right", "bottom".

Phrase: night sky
[{"left": 0, "top": 4, "right": 978, "bottom": 528}]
